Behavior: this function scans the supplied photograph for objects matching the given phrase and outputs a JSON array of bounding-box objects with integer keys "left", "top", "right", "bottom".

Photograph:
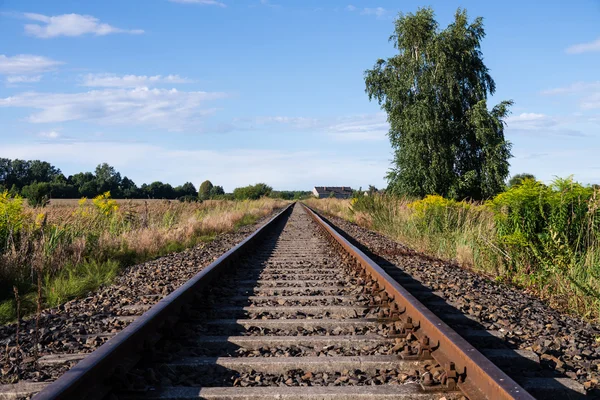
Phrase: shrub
[
  {"left": 21, "top": 182, "right": 51, "bottom": 207},
  {"left": 92, "top": 191, "right": 119, "bottom": 217},
  {"left": 209, "top": 185, "right": 225, "bottom": 198},
  {"left": 408, "top": 195, "right": 476, "bottom": 234},
  {"left": 0, "top": 191, "right": 27, "bottom": 250},
  {"left": 178, "top": 195, "right": 200, "bottom": 203},
  {"left": 311, "top": 177, "right": 600, "bottom": 319},
  {"left": 233, "top": 183, "right": 272, "bottom": 200},
  {"left": 488, "top": 177, "right": 598, "bottom": 273},
  {"left": 508, "top": 173, "right": 536, "bottom": 188}
]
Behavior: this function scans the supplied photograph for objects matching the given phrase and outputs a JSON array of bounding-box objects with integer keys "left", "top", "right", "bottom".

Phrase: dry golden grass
[
  {"left": 96, "top": 198, "right": 287, "bottom": 257},
  {"left": 304, "top": 198, "right": 354, "bottom": 220},
  {"left": 1, "top": 197, "right": 289, "bottom": 322}
]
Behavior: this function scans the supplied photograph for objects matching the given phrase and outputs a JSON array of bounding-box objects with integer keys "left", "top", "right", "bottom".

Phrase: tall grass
[
  {"left": 306, "top": 178, "right": 600, "bottom": 320},
  {"left": 0, "top": 194, "right": 287, "bottom": 323}
]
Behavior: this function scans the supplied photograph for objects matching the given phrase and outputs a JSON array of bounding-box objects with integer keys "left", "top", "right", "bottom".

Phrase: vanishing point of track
[{"left": 31, "top": 203, "right": 543, "bottom": 399}]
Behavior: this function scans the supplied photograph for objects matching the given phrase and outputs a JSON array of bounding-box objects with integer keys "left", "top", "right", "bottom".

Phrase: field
[
  {"left": 0, "top": 194, "right": 288, "bottom": 323},
  {"left": 306, "top": 180, "right": 600, "bottom": 320}
]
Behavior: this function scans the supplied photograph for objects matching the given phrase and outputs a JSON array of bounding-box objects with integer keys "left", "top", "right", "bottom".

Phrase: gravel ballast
[
  {"left": 317, "top": 212, "right": 600, "bottom": 396},
  {"left": 0, "top": 209, "right": 284, "bottom": 386}
]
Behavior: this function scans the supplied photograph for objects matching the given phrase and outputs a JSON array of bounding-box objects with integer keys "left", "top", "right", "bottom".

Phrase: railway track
[{"left": 5, "top": 203, "right": 588, "bottom": 399}]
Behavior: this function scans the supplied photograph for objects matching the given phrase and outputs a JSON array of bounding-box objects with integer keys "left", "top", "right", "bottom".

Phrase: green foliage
[
  {"left": 488, "top": 178, "right": 548, "bottom": 248},
  {"left": 199, "top": 180, "right": 214, "bottom": 200},
  {"left": 336, "top": 176, "right": 600, "bottom": 318},
  {"left": 95, "top": 163, "right": 122, "bottom": 195},
  {"left": 0, "top": 157, "right": 201, "bottom": 200},
  {"left": 178, "top": 194, "right": 201, "bottom": 203},
  {"left": 209, "top": 185, "right": 225, "bottom": 198},
  {"left": 489, "top": 177, "right": 599, "bottom": 274},
  {"left": 44, "top": 260, "right": 120, "bottom": 307},
  {"left": 234, "top": 214, "right": 259, "bottom": 228},
  {"left": 269, "top": 190, "right": 312, "bottom": 200},
  {"left": 407, "top": 195, "right": 482, "bottom": 234},
  {"left": 175, "top": 182, "right": 197, "bottom": 198},
  {"left": 21, "top": 182, "right": 51, "bottom": 207},
  {"left": 0, "top": 158, "right": 62, "bottom": 190},
  {"left": 0, "top": 292, "right": 37, "bottom": 325},
  {"left": 92, "top": 191, "right": 119, "bottom": 217},
  {"left": 142, "top": 181, "right": 176, "bottom": 199},
  {"left": 508, "top": 173, "right": 536, "bottom": 188},
  {"left": 233, "top": 183, "right": 272, "bottom": 200},
  {"left": 71, "top": 171, "right": 97, "bottom": 197},
  {"left": 211, "top": 193, "right": 235, "bottom": 201},
  {"left": 365, "top": 7, "right": 512, "bottom": 200},
  {"left": 8, "top": 185, "right": 19, "bottom": 197},
  {"left": 0, "top": 299, "right": 15, "bottom": 324},
  {"left": 0, "top": 192, "right": 27, "bottom": 250}
]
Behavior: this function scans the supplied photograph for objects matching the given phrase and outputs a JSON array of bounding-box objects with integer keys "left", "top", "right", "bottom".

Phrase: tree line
[
  {"left": 0, "top": 159, "right": 206, "bottom": 203},
  {"left": 0, "top": 158, "right": 312, "bottom": 206}
]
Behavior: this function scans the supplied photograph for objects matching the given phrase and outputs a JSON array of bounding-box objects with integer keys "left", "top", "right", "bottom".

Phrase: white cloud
[
  {"left": 38, "top": 130, "right": 61, "bottom": 139},
  {"left": 541, "top": 81, "right": 600, "bottom": 95},
  {"left": 244, "top": 116, "right": 319, "bottom": 129},
  {"left": 259, "top": 0, "right": 281, "bottom": 8},
  {"left": 20, "top": 12, "right": 144, "bottom": 38},
  {"left": 81, "top": 73, "right": 192, "bottom": 88},
  {"left": 0, "top": 142, "right": 388, "bottom": 190},
  {"left": 345, "top": 5, "right": 387, "bottom": 17},
  {"left": 234, "top": 113, "right": 389, "bottom": 141},
  {"left": 541, "top": 81, "right": 600, "bottom": 110},
  {"left": 582, "top": 92, "right": 600, "bottom": 110},
  {"left": 566, "top": 37, "right": 600, "bottom": 54},
  {"left": 361, "top": 7, "right": 387, "bottom": 17},
  {"left": 505, "top": 112, "right": 557, "bottom": 130},
  {"left": 6, "top": 75, "right": 42, "bottom": 84},
  {"left": 0, "top": 54, "right": 62, "bottom": 75},
  {"left": 505, "top": 112, "right": 586, "bottom": 137},
  {"left": 0, "top": 87, "right": 228, "bottom": 130},
  {"left": 326, "top": 113, "right": 388, "bottom": 141},
  {"left": 169, "top": 0, "right": 226, "bottom": 7}
]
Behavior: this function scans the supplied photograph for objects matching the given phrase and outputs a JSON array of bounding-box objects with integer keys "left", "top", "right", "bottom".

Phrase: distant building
[{"left": 312, "top": 186, "right": 354, "bottom": 199}]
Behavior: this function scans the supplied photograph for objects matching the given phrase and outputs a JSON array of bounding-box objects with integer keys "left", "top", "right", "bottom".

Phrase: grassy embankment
[
  {"left": 306, "top": 178, "right": 600, "bottom": 320},
  {"left": 0, "top": 194, "right": 287, "bottom": 323}
]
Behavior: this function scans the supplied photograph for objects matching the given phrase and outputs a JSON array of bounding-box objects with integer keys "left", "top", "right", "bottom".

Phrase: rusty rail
[
  {"left": 300, "top": 203, "right": 535, "bottom": 400},
  {"left": 32, "top": 201, "right": 536, "bottom": 400},
  {"left": 33, "top": 203, "right": 295, "bottom": 400}
]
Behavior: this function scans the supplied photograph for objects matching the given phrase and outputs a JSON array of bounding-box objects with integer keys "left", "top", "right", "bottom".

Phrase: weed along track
[{"left": 7, "top": 204, "right": 586, "bottom": 399}]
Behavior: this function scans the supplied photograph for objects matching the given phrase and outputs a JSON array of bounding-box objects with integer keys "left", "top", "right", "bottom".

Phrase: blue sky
[{"left": 1, "top": 0, "right": 599, "bottom": 191}]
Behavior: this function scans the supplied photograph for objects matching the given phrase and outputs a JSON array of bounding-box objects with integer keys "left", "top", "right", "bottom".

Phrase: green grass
[
  {"left": 0, "top": 299, "right": 16, "bottom": 324},
  {"left": 196, "top": 233, "right": 217, "bottom": 243},
  {"left": 235, "top": 214, "right": 259, "bottom": 229},
  {"left": 43, "top": 260, "right": 120, "bottom": 307},
  {"left": 0, "top": 291, "right": 37, "bottom": 325},
  {"left": 1, "top": 260, "right": 121, "bottom": 322}
]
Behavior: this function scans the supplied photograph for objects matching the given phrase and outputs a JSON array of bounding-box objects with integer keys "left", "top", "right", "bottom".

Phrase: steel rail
[
  {"left": 32, "top": 201, "right": 536, "bottom": 400},
  {"left": 33, "top": 203, "right": 295, "bottom": 400},
  {"left": 300, "top": 203, "right": 535, "bottom": 400}
]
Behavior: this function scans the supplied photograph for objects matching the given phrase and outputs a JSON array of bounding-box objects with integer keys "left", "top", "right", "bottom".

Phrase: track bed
[{"left": 5, "top": 204, "right": 587, "bottom": 399}]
